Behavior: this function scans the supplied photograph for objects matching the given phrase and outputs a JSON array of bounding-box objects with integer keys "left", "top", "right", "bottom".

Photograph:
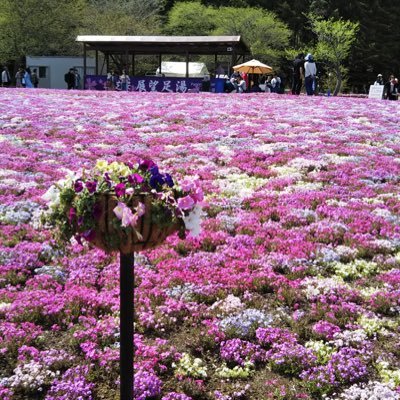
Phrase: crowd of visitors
[
  {"left": 373, "top": 73, "right": 398, "bottom": 100},
  {"left": 1, "top": 61, "right": 398, "bottom": 99},
  {"left": 1, "top": 66, "right": 40, "bottom": 88}
]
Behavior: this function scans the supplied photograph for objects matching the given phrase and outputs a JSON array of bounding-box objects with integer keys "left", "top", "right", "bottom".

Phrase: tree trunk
[{"left": 333, "top": 66, "right": 342, "bottom": 96}]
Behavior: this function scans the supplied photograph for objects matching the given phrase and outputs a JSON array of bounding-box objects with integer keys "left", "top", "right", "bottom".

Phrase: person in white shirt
[
  {"left": 304, "top": 53, "right": 317, "bottom": 95},
  {"left": 237, "top": 76, "right": 247, "bottom": 93},
  {"left": 1, "top": 66, "right": 11, "bottom": 87},
  {"left": 270, "top": 74, "right": 281, "bottom": 93}
]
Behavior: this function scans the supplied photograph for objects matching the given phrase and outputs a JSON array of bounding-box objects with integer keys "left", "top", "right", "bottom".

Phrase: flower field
[{"left": 0, "top": 88, "right": 400, "bottom": 400}]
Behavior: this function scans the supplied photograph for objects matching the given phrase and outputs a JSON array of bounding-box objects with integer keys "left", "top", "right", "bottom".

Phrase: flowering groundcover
[{"left": 0, "top": 88, "right": 400, "bottom": 400}]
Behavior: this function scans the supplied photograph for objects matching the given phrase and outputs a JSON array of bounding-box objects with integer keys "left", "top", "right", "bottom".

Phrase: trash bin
[{"left": 214, "top": 78, "right": 225, "bottom": 93}]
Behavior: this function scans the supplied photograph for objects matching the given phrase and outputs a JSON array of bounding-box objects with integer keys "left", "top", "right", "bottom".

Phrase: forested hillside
[{"left": 0, "top": 0, "right": 398, "bottom": 91}]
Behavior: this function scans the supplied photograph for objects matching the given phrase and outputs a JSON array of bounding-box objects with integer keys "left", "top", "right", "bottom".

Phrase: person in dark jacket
[
  {"left": 64, "top": 68, "right": 76, "bottom": 90},
  {"left": 384, "top": 75, "right": 398, "bottom": 100},
  {"left": 292, "top": 53, "right": 304, "bottom": 95}
]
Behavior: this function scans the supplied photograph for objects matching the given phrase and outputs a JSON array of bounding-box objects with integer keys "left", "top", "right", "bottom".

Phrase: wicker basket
[{"left": 91, "top": 194, "right": 180, "bottom": 254}]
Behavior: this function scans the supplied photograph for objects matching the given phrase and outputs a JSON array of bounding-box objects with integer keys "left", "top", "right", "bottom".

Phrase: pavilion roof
[{"left": 76, "top": 35, "right": 250, "bottom": 55}]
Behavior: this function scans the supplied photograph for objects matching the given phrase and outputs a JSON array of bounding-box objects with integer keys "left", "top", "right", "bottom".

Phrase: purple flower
[
  {"left": 177, "top": 195, "right": 195, "bottom": 210},
  {"left": 67, "top": 207, "right": 76, "bottom": 222},
  {"left": 164, "top": 173, "right": 174, "bottom": 188},
  {"left": 139, "top": 159, "right": 156, "bottom": 171},
  {"left": 82, "top": 229, "right": 96, "bottom": 242},
  {"left": 85, "top": 180, "right": 97, "bottom": 193},
  {"left": 150, "top": 173, "right": 165, "bottom": 189},
  {"left": 104, "top": 172, "right": 112, "bottom": 187},
  {"left": 74, "top": 179, "right": 83, "bottom": 192},
  {"left": 115, "top": 183, "right": 126, "bottom": 197},
  {"left": 128, "top": 173, "right": 144, "bottom": 185}
]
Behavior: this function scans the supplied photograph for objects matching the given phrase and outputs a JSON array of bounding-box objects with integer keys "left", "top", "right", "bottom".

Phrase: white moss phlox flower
[{"left": 183, "top": 204, "right": 202, "bottom": 237}]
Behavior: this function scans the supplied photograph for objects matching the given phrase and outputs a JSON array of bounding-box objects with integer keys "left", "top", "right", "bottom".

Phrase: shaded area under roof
[{"left": 76, "top": 35, "right": 250, "bottom": 55}]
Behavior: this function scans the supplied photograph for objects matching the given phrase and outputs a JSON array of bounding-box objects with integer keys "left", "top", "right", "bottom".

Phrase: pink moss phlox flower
[
  {"left": 85, "top": 180, "right": 97, "bottom": 193},
  {"left": 114, "top": 182, "right": 126, "bottom": 197},
  {"left": 177, "top": 195, "right": 195, "bottom": 211}
]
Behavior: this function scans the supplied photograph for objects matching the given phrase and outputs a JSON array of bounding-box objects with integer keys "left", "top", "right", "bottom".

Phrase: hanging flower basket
[
  {"left": 42, "top": 159, "right": 203, "bottom": 253},
  {"left": 92, "top": 193, "right": 182, "bottom": 254}
]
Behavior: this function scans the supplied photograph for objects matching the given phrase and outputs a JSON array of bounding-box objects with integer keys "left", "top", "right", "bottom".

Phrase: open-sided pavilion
[{"left": 76, "top": 35, "right": 251, "bottom": 78}]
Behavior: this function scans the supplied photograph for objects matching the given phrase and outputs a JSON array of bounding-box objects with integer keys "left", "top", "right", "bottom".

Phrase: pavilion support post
[
  {"left": 106, "top": 53, "right": 109, "bottom": 74},
  {"left": 95, "top": 50, "right": 98, "bottom": 75},
  {"left": 158, "top": 54, "right": 162, "bottom": 75},
  {"left": 132, "top": 54, "right": 135, "bottom": 76},
  {"left": 186, "top": 51, "right": 189, "bottom": 78},
  {"left": 215, "top": 54, "right": 218, "bottom": 76},
  {"left": 125, "top": 50, "right": 129, "bottom": 74},
  {"left": 83, "top": 44, "right": 87, "bottom": 90}
]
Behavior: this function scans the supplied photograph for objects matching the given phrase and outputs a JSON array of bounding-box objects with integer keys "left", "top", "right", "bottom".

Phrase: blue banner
[{"left": 85, "top": 75, "right": 206, "bottom": 93}]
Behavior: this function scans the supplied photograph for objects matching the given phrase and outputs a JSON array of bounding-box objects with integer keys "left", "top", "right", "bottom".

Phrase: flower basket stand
[{"left": 92, "top": 195, "right": 180, "bottom": 400}]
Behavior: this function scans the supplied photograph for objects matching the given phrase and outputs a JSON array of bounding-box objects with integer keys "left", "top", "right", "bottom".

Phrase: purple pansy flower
[
  {"left": 164, "top": 173, "right": 174, "bottom": 188},
  {"left": 115, "top": 183, "right": 126, "bottom": 197},
  {"left": 139, "top": 159, "right": 156, "bottom": 171},
  {"left": 128, "top": 173, "right": 144, "bottom": 185},
  {"left": 85, "top": 180, "right": 97, "bottom": 193},
  {"left": 82, "top": 229, "right": 96, "bottom": 242},
  {"left": 74, "top": 180, "right": 84, "bottom": 193}
]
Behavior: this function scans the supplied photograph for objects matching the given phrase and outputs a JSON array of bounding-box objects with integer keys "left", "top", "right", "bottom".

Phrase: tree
[
  {"left": 81, "top": 0, "right": 163, "bottom": 35},
  {"left": 165, "top": 2, "right": 291, "bottom": 68},
  {"left": 213, "top": 6, "right": 291, "bottom": 66},
  {"left": 0, "top": 0, "right": 85, "bottom": 65},
  {"left": 308, "top": 14, "right": 359, "bottom": 95},
  {"left": 164, "top": 1, "right": 215, "bottom": 35}
]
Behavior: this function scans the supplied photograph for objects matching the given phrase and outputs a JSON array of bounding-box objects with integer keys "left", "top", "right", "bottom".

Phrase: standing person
[
  {"left": 64, "top": 68, "right": 75, "bottom": 89},
  {"left": 31, "top": 68, "right": 39, "bottom": 88},
  {"left": 24, "top": 67, "right": 33, "bottom": 88},
  {"left": 292, "top": 53, "right": 304, "bottom": 95},
  {"left": 15, "top": 67, "right": 24, "bottom": 88},
  {"left": 383, "top": 75, "right": 398, "bottom": 100},
  {"left": 1, "top": 66, "right": 11, "bottom": 87},
  {"left": 374, "top": 74, "right": 384, "bottom": 85},
  {"left": 74, "top": 69, "right": 81, "bottom": 89},
  {"left": 120, "top": 69, "right": 129, "bottom": 91},
  {"left": 304, "top": 53, "right": 317, "bottom": 96}
]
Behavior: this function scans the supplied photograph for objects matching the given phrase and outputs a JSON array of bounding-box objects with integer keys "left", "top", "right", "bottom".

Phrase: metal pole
[
  {"left": 83, "top": 44, "right": 87, "bottom": 90},
  {"left": 186, "top": 51, "right": 189, "bottom": 78},
  {"left": 120, "top": 251, "right": 134, "bottom": 400}
]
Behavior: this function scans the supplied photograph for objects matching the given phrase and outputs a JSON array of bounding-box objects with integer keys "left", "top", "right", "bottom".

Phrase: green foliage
[
  {"left": 81, "top": 0, "right": 163, "bottom": 36},
  {"left": 307, "top": 14, "right": 359, "bottom": 95},
  {"left": 213, "top": 6, "right": 291, "bottom": 64},
  {"left": 165, "top": 1, "right": 216, "bottom": 35},
  {"left": 0, "top": 0, "right": 86, "bottom": 63},
  {"left": 164, "top": 2, "right": 291, "bottom": 66}
]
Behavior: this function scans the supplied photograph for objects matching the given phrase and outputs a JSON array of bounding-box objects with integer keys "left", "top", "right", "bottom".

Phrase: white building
[
  {"left": 155, "top": 62, "right": 209, "bottom": 78},
  {"left": 26, "top": 56, "right": 96, "bottom": 89}
]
